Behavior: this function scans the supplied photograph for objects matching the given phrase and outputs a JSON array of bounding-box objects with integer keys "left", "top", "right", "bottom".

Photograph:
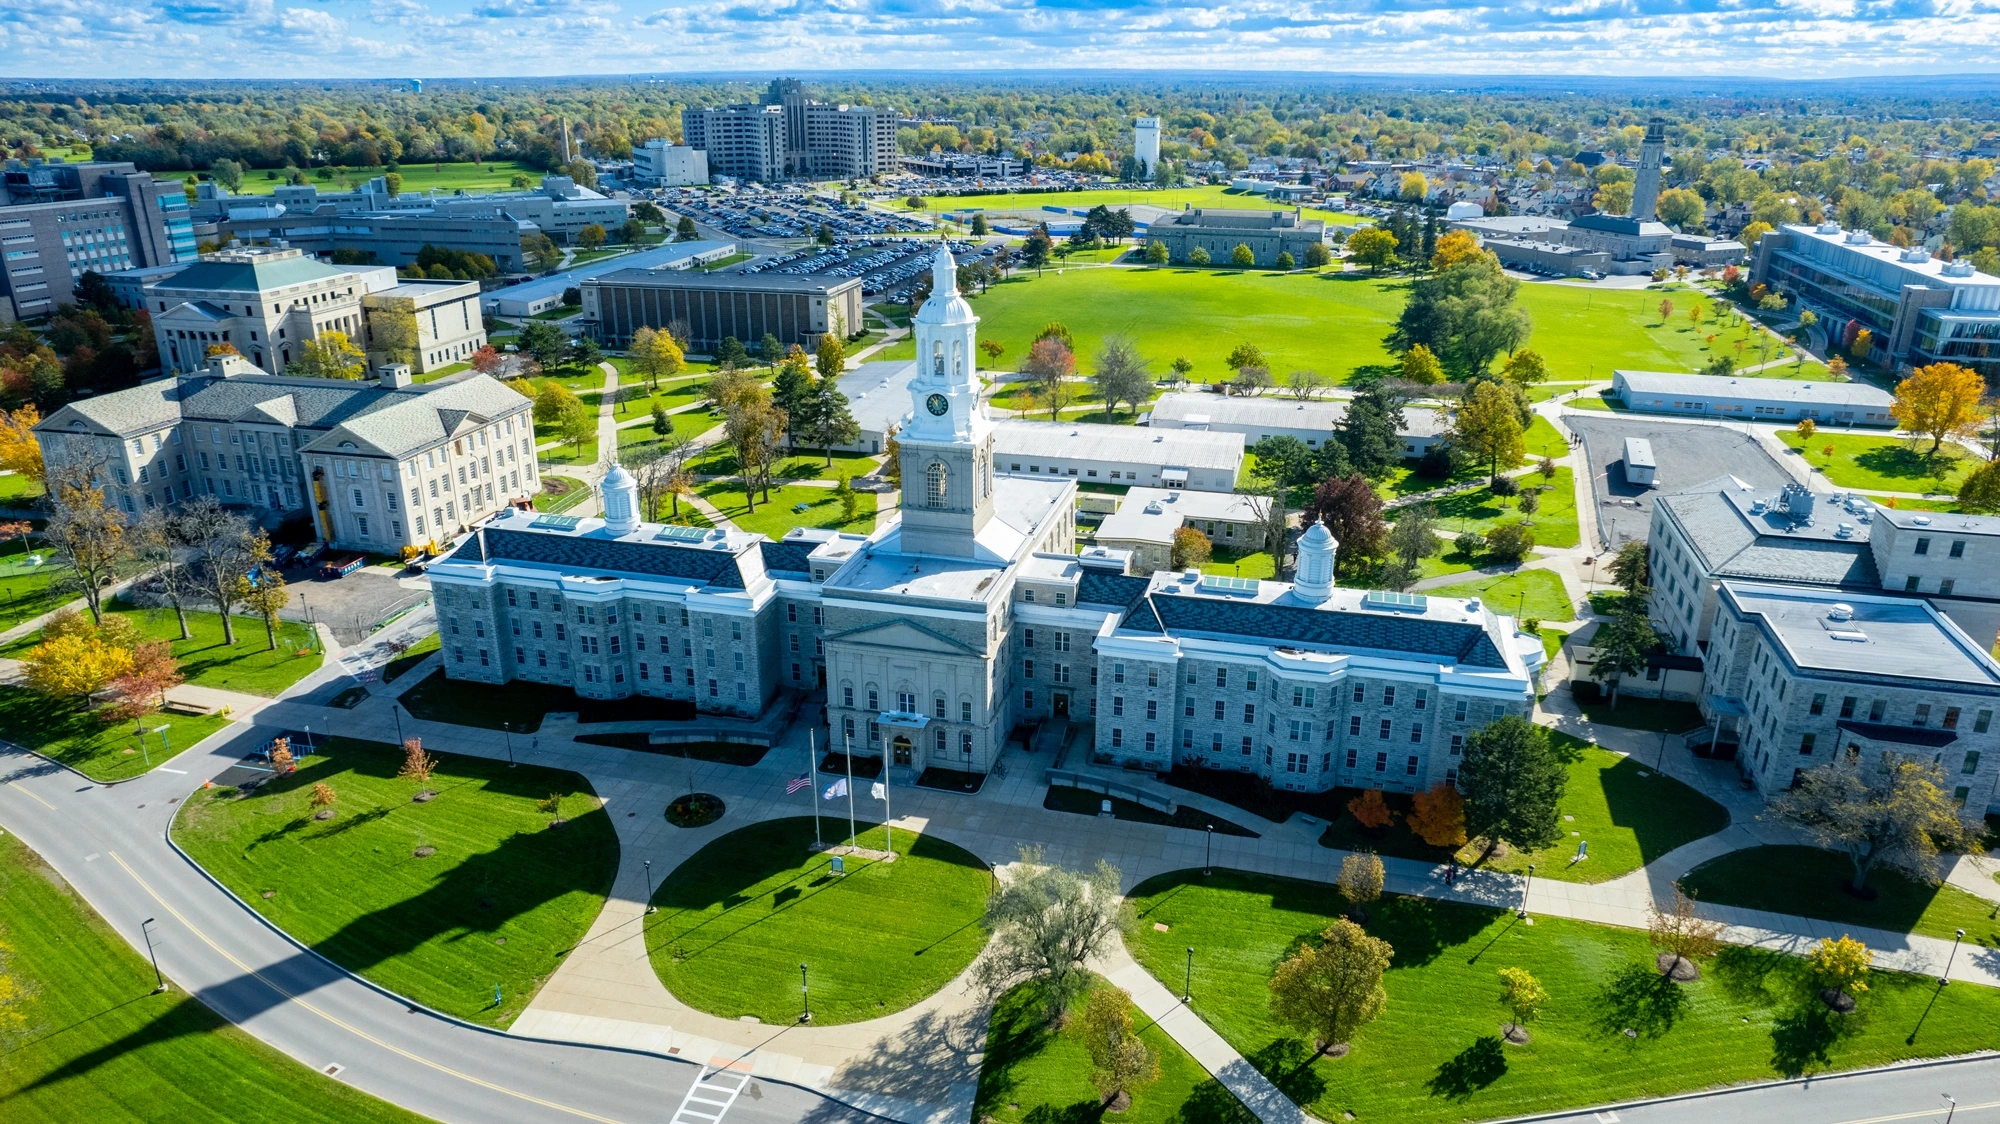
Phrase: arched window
[
  {"left": 926, "top": 460, "right": 948, "bottom": 508},
  {"left": 932, "top": 341, "right": 945, "bottom": 378}
]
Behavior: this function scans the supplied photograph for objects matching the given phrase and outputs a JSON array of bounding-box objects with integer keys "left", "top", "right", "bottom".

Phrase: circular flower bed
[{"left": 665, "top": 792, "right": 726, "bottom": 828}]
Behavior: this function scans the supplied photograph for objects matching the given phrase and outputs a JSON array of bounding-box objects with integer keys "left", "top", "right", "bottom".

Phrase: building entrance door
[
  {"left": 892, "top": 735, "right": 913, "bottom": 767},
  {"left": 1052, "top": 694, "right": 1070, "bottom": 719}
]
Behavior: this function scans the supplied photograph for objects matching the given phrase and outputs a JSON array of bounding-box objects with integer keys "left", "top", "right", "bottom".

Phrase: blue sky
[{"left": 5, "top": 0, "right": 2000, "bottom": 78}]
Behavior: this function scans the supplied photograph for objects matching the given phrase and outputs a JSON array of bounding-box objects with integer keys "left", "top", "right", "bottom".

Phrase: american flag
[{"left": 785, "top": 773, "right": 811, "bottom": 794}]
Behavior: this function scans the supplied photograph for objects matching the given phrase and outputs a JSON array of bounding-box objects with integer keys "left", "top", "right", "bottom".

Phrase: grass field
[
  {"left": 929, "top": 183, "right": 1364, "bottom": 226},
  {"left": 645, "top": 818, "right": 989, "bottom": 1025},
  {"left": 1515, "top": 285, "right": 1798, "bottom": 381},
  {"left": 174, "top": 737, "right": 619, "bottom": 1028},
  {"left": 698, "top": 480, "right": 876, "bottom": 540},
  {"left": 1127, "top": 869, "right": 2000, "bottom": 1124},
  {"left": 0, "top": 684, "right": 230, "bottom": 782},
  {"left": 1201, "top": 547, "right": 1276, "bottom": 581},
  {"left": 1429, "top": 467, "right": 1580, "bottom": 549},
  {"left": 0, "top": 470, "right": 42, "bottom": 504},
  {"left": 0, "top": 553, "right": 66, "bottom": 632},
  {"left": 617, "top": 411, "right": 716, "bottom": 451},
  {"left": 977, "top": 977, "right": 1252, "bottom": 1124},
  {"left": 538, "top": 436, "right": 600, "bottom": 467},
  {"left": 1426, "top": 568, "right": 1576, "bottom": 623},
  {"left": 231, "top": 160, "right": 545, "bottom": 197},
  {"left": 0, "top": 834, "right": 423, "bottom": 1123},
  {"left": 4, "top": 600, "right": 321, "bottom": 697},
  {"left": 1570, "top": 682, "right": 1707, "bottom": 733},
  {"left": 1477, "top": 739, "right": 1730, "bottom": 884},
  {"left": 533, "top": 474, "right": 591, "bottom": 513},
  {"left": 1681, "top": 846, "right": 2000, "bottom": 948},
  {"left": 1778, "top": 431, "right": 1973, "bottom": 494}
]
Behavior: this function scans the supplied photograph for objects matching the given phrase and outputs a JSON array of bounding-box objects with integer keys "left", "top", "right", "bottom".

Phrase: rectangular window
[
  {"left": 1241, "top": 736, "right": 1254, "bottom": 756},
  {"left": 1111, "top": 728, "right": 1123, "bottom": 749},
  {"left": 1454, "top": 699, "right": 1468, "bottom": 721},
  {"left": 1410, "top": 723, "right": 1423, "bottom": 743},
  {"left": 1809, "top": 693, "right": 1825, "bottom": 716},
  {"left": 1977, "top": 710, "right": 1993, "bottom": 734},
  {"left": 1944, "top": 707, "right": 1961, "bottom": 731},
  {"left": 1383, "top": 686, "right": 1396, "bottom": 706},
  {"left": 1800, "top": 733, "right": 1816, "bottom": 755},
  {"left": 1145, "top": 732, "right": 1156, "bottom": 753},
  {"left": 1024, "top": 690, "right": 1034, "bottom": 710},
  {"left": 1406, "top": 755, "right": 1419, "bottom": 776},
  {"left": 1964, "top": 751, "right": 1982, "bottom": 775},
  {"left": 1450, "top": 733, "right": 1464, "bottom": 756},
  {"left": 1375, "top": 752, "right": 1388, "bottom": 772},
  {"left": 1941, "top": 579, "right": 1956, "bottom": 596},
  {"left": 1243, "top": 703, "right": 1255, "bottom": 724},
  {"left": 1914, "top": 703, "right": 1932, "bottom": 728},
  {"left": 1914, "top": 537, "right": 1931, "bottom": 555},
  {"left": 1112, "top": 696, "right": 1124, "bottom": 717},
  {"left": 1349, "top": 715, "right": 1362, "bottom": 736},
  {"left": 1113, "top": 663, "right": 1125, "bottom": 684},
  {"left": 1215, "top": 668, "right": 1228, "bottom": 688},
  {"left": 1950, "top": 540, "right": 1966, "bottom": 558},
  {"left": 1214, "top": 700, "right": 1226, "bottom": 720},
  {"left": 1145, "top": 700, "right": 1158, "bottom": 720},
  {"left": 1024, "top": 659, "right": 1034, "bottom": 680},
  {"left": 1906, "top": 575, "right": 1922, "bottom": 592},
  {"left": 1379, "top": 718, "right": 1392, "bottom": 739},
  {"left": 1869, "top": 699, "right": 1886, "bottom": 722},
  {"left": 1147, "top": 666, "right": 1158, "bottom": 688},
  {"left": 1840, "top": 696, "right": 1856, "bottom": 719}
]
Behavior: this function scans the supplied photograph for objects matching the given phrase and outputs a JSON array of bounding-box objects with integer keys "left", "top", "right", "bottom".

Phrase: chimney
[{"left": 377, "top": 363, "right": 413, "bottom": 389}]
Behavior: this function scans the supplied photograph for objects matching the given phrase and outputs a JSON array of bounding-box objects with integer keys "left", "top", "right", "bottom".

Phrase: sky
[{"left": 5, "top": 0, "right": 2000, "bottom": 79}]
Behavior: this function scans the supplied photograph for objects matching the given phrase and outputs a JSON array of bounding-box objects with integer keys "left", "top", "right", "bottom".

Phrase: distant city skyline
[{"left": 4, "top": 0, "right": 2000, "bottom": 80}]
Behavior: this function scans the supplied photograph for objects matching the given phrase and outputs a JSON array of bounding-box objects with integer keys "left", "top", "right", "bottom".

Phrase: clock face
[{"left": 925, "top": 393, "right": 951, "bottom": 417}]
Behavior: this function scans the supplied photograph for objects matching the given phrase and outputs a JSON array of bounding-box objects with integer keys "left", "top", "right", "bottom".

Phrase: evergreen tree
[
  {"left": 803, "top": 375, "right": 861, "bottom": 466},
  {"left": 1336, "top": 385, "right": 1407, "bottom": 478},
  {"left": 1459, "top": 715, "right": 1567, "bottom": 859}
]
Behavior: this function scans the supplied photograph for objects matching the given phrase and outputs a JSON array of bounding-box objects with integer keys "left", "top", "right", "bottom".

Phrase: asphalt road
[
  {"left": 0, "top": 728, "right": 879, "bottom": 1124},
  {"left": 1520, "top": 1053, "right": 2000, "bottom": 1123}
]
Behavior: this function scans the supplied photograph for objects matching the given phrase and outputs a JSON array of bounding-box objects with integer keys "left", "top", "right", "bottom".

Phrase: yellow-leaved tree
[
  {"left": 22, "top": 632, "right": 132, "bottom": 701},
  {"left": 1891, "top": 362, "right": 1986, "bottom": 456},
  {"left": 0, "top": 404, "right": 45, "bottom": 485}
]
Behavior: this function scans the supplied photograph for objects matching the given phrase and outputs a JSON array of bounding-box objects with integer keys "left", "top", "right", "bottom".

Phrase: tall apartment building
[
  {"left": 33, "top": 352, "right": 535, "bottom": 551},
  {"left": 0, "top": 158, "right": 196, "bottom": 324},
  {"left": 680, "top": 80, "right": 899, "bottom": 183},
  {"left": 631, "top": 140, "right": 709, "bottom": 187},
  {"left": 430, "top": 248, "right": 1544, "bottom": 795},
  {"left": 1752, "top": 221, "right": 2000, "bottom": 376}
]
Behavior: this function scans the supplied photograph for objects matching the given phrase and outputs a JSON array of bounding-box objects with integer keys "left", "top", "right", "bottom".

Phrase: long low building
[
  {"left": 1095, "top": 487, "right": 1265, "bottom": 571},
  {"left": 1146, "top": 391, "right": 1447, "bottom": 458},
  {"left": 1610, "top": 370, "right": 1895, "bottom": 426},
  {"left": 584, "top": 268, "right": 862, "bottom": 353},
  {"left": 1146, "top": 207, "right": 1327, "bottom": 267},
  {"left": 487, "top": 240, "right": 738, "bottom": 318}
]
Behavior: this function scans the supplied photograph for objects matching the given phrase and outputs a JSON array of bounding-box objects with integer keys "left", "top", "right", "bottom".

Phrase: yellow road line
[
  {"left": 6, "top": 780, "right": 55, "bottom": 810},
  {"left": 1833, "top": 1099, "right": 2000, "bottom": 1124},
  {"left": 108, "top": 851, "right": 626, "bottom": 1124}
]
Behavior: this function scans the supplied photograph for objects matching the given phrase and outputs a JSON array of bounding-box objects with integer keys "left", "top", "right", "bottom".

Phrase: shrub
[
  {"left": 1490, "top": 474, "right": 1521, "bottom": 497},
  {"left": 1484, "top": 521, "right": 1536, "bottom": 561},
  {"left": 1347, "top": 789, "right": 1395, "bottom": 830},
  {"left": 1453, "top": 530, "right": 1483, "bottom": 557}
]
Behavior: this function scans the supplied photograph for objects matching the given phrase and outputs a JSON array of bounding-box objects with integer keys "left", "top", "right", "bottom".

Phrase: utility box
[{"left": 1622, "top": 437, "right": 1657, "bottom": 487}]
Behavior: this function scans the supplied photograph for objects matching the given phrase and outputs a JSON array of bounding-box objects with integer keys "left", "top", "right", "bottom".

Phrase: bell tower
[{"left": 898, "top": 247, "right": 995, "bottom": 557}]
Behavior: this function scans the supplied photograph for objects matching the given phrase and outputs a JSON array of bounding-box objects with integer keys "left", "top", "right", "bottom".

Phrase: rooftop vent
[
  {"left": 1827, "top": 629, "right": 1869, "bottom": 642},
  {"left": 1899, "top": 247, "right": 1932, "bottom": 263},
  {"left": 1942, "top": 260, "right": 1977, "bottom": 277},
  {"left": 1828, "top": 602, "right": 1854, "bottom": 622},
  {"left": 1835, "top": 522, "right": 1854, "bottom": 539},
  {"left": 1817, "top": 220, "right": 1841, "bottom": 234},
  {"left": 1913, "top": 516, "right": 1932, "bottom": 526},
  {"left": 1845, "top": 230, "right": 1872, "bottom": 245},
  {"left": 1143, "top": 501, "right": 1163, "bottom": 514}
]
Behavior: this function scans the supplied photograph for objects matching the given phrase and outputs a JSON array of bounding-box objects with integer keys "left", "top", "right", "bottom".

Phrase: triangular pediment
[{"left": 825, "top": 617, "right": 980, "bottom": 656}]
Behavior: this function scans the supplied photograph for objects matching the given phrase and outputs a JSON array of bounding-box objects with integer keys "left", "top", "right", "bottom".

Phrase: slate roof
[
  {"left": 450, "top": 528, "right": 755, "bottom": 589},
  {"left": 40, "top": 378, "right": 183, "bottom": 436},
  {"left": 1836, "top": 719, "right": 1958, "bottom": 748},
  {"left": 759, "top": 540, "right": 814, "bottom": 576},
  {"left": 1077, "top": 571, "right": 1151, "bottom": 611},
  {"left": 1124, "top": 593, "right": 1509, "bottom": 668}
]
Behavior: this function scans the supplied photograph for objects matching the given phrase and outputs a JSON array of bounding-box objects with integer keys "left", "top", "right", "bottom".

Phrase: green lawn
[
  {"left": 0, "top": 470, "right": 42, "bottom": 504},
  {"left": 645, "top": 818, "right": 989, "bottom": 1025},
  {"left": 1127, "top": 869, "right": 2000, "bottom": 1124},
  {"left": 1860, "top": 494, "right": 1961, "bottom": 513},
  {"left": 1522, "top": 415, "right": 1570, "bottom": 461},
  {"left": 1681, "top": 846, "right": 2000, "bottom": 949},
  {"left": 538, "top": 436, "right": 600, "bottom": 467},
  {"left": 932, "top": 183, "right": 1363, "bottom": 226},
  {"left": 1426, "top": 567, "right": 1576, "bottom": 622},
  {"left": 0, "top": 834, "right": 424, "bottom": 1123},
  {"left": 1431, "top": 467, "right": 1580, "bottom": 549},
  {"left": 1513, "top": 286, "right": 1798, "bottom": 381},
  {"left": 1200, "top": 548, "right": 1276, "bottom": 581},
  {"left": 977, "top": 977, "right": 1252, "bottom": 1124},
  {"left": 1571, "top": 682, "right": 1708, "bottom": 733},
  {"left": 382, "top": 631, "right": 441, "bottom": 683},
  {"left": 5, "top": 601, "right": 322, "bottom": 697},
  {"left": 698, "top": 480, "right": 875, "bottom": 540},
  {"left": 693, "top": 449, "right": 882, "bottom": 483},
  {"left": 532, "top": 474, "right": 590, "bottom": 514},
  {"left": 0, "top": 684, "right": 229, "bottom": 782},
  {"left": 1778, "top": 431, "right": 1973, "bottom": 494},
  {"left": 1477, "top": 738, "right": 1730, "bottom": 884},
  {"left": 232, "top": 160, "right": 544, "bottom": 197},
  {"left": 1524, "top": 382, "right": 1597, "bottom": 403},
  {"left": 617, "top": 412, "right": 716, "bottom": 451},
  {"left": 174, "top": 737, "right": 619, "bottom": 1028},
  {"left": 0, "top": 552, "right": 68, "bottom": 632},
  {"left": 397, "top": 669, "right": 582, "bottom": 733}
]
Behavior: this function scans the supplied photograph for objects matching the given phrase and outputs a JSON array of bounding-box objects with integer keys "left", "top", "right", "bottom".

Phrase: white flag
[
  {"left": 870, "top": 782, "right": 887, "bottom": 801},
  {"left": 823, "top": 778, "right": 849, "bottom": 800}
]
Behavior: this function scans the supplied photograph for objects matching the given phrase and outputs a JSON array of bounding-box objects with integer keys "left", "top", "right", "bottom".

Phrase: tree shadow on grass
[
  {"left": 1594, "top": 962, "right": 1692, "bottom": 1039},
  {"left": 1425, "top": 1035, "right": 1507, "bottom": 1101},
  {"left": 1770, "top": 999, "right": 1860, "bottom": 1078},
  {"left": 1245, "top": 1038, "right": 1329, "bottom": 1107},
  {"left": 1175, "top": 1078, "right": 1258, "bottom": 1124},
  {"left": 1852, "top": 443, "right": 1960, "bottom": 484}
]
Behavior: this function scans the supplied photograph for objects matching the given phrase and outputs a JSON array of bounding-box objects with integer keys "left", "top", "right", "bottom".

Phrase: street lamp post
[
  {"left": 644, "top": 859, "right": 656, "bottom": 915},
  {"left": 1519, "top": 864, "right": 1535, "bottom": 920},
  {"left": 155, "top": 726, "right": 170, "bottom": 766},
  {"left": 502, "top": 722, "right": 516, "bottom": 767},
  {"left": 1204, "top": 824, "right": 1213, "bottom": 876},
  {"left": 135, "top": 720, "right": 152, "bottom": 768},
  {"left": 141, "top": 917, "right": 166, "bottom": 993},
  {"left": 1657, "top": 726, "right": 1670, "bottom": 771},
  {"left": 1944, "top": 1094, "right": 1957, "bottom": 1124},
  {"left": 1941, "top": 928, "right": 1965, "bottom": 987},
  {"left": 800, "top": 963, "right": 812, "bottom": 1023},
  {"left": 1183, "top": 947, "right": 1194, "bottom": 1003}
]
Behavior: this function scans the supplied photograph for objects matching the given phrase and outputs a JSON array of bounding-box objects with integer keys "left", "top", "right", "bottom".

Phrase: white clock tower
[{"left": 898, "top": 247, "right": 995, "bottom": 557}]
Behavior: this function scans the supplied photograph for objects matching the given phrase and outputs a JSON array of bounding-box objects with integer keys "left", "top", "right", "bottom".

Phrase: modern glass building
[{"left": 1751, "top": 221, "right": 2000, "bottom": 377}]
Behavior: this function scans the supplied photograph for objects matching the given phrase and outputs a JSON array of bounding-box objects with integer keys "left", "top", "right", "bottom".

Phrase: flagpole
[
  {"left": 808, "top": 727, "right": 820, "bottom": 848},
  {"left": 843, "top": 732, "right": 857, "bottom": 849},
  {"left": 883, "top": 751, "right": 893, "bottom": 858}
]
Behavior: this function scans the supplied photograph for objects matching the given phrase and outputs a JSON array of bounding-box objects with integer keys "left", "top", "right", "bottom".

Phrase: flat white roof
[
  {"left": 1613, "top": 370, "right": 1894, "bottom": 408},
  {"left": 1097, "top": 487, "right": 1262, "bottom": 545},
  {"left": 1722, "top": 581, "right": 2000, "bottom": 686},
  {"left": 1149, "top": 391, "right": 1448, "bottom": 439},
  {"left": 1783, "top": 223, "right": 2000, "bottom": 292},
  {"left": 993, "top": 418, "right": 1245, "bottom": 472},
  {"left": 1623, "top": 437, "right": 1656, "bottom": 468}
]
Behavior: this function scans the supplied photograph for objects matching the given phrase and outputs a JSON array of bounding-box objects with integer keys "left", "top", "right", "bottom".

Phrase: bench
[{"left": 162, "top": 699, "right": 218, "bottom": 718}]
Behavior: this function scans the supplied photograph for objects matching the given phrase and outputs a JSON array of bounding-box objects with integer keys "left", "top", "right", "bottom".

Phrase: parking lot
[
  {"left": 659, "top": 186, "right": 930, "bottom": 241},
  {"left": 740, "top": 237, "right": 998, "bottom": 300},
  {"left": 1565, "top": 414, "right": 1797, "bottom": 548}
]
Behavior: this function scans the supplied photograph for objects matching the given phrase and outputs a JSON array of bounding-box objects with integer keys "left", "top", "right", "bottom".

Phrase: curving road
[{"left": 0, "top": 726, "right": 877, "bottom": 1124}]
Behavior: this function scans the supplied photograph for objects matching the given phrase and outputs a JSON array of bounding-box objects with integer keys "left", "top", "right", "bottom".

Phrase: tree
[
  {"left": 1019, "top": 337, "right": 1076, "bottom": 421},
  {"left": 179, "top": 498, "right": 269, "bottom": 647},
  {"left": 1305, "top": 241, "right": 1333, "bottom": 268},
  {"left": 210, "top": 158, "right": 245, "bottom": 191},
  {"left": 1170, "top": 526, "right": 1211, "bottom": 570},
  {"left": 1795, "top": 417, "right": 1817, "bottom": 443},
  {"left": 1610, "top": 539, "right": 1650, "bottom": 595},
  {"left": 1401, "top": 344, "right": 1444, "bottom": 386},
  {"left": 1453, "top": 381, "right": 1525, "bottom": 482},
  {"left": 1188, "top": 246, "right": 1211, "bottom": 266},
  {"left": 1383, "top": 505, "right": 1440, "bottom": 590},
  {"left": 469, "top": 345, "right": 505, "bottom": 376},
  {"left": 1267, "top": 920, "right": 1392, "bottom": 1059},
  {"left": 815, "top": 332, "right": 846, "bottom": 382},
  {"left": 1408, "top": 784, "right": 1467, "bottom": 847},
  {"left": 1589, "top": 606, "right": 1668, "bottom": 707},
  {"left": 1770, "top": 752, "right": 1979, "bottom": 894},
  {"left": 675, "top": 215, "right": 698, "bottom": 241},
  {"left": 311, "top": 783, "right": 338, "bottom": 814},
  {"left": 1228, "top": 243, "right": 1255, "bottom": 268},
  {"left": 1958, "top": 459, "right": 2000, "bottom": 513},
  {"left": 627, "top": 326, "right": 685, "bottom": 390},
  {"left": 370, "top": 305, "right": 420, "bottom": 368},
  {"left": 0, "top": 404, "right": 44, "bottom": 485},
  {"left": 1739, "top": 220, "right": 1775, "bottom": 248},
  {"left": 43, "top": 461, "right": 126, "bottom": 624},
  {"left": 1249, "top": 436, "right": 1317, "bottom": 492},
  {"left": 533, "top": 379, "right": 580, "bottom": 425},
  {"left": 1092, "top": 334, "right": 1152, "bottom": 419},
  {"left": 1275, "top": 250, "right": 1296, "bottom": 271},
  {"left": 22, "top": 631, "right": 131, "bottom": 700},
  {"left": 556, "top": 396, "right": 593, "bottom": 455},
  {"left": 398, "top": 738, "right": 437, "bottom": 786},
  {"left": 1346, "top": 227, "right": 1398, "bottom": 273},
  {"left": 1079, "top": 986, "right": 1159, "bottom": 1111},
  {"left": 833, "top": 474, "right": 861, "bottom": 522},
  {"left": 1336, "top": 385, "right": 1407, "bottom": 478},
  {"left": 1483, "top": 521, "right": 1535, "bottom": 562},
  {"left": 238, "top": 568, "right": 289, "bottom": 651},
  {"left": 1497, "top": 968, "right": 1547, "bottom": 1041},
  {"left": 286, "top": 331, "right": 367, "bottom": 380},
  {"left": 1892, "top": 362, "right": 1986, "bottom": 455},
  {"left": 1388, "top": 253, "right": 1530, "bottom": 380},
  {"left": 1284, "top": 368, "right": 1325, "bottom": 401},
  {"left": 1501, "top": 349, "right": 1549, "bottom": 387},
  {"left": 1648, "top": 886, "right": 1725, "bottom": 980},
  {"left": 1305, "top": 474, "right": 1386, "bottom": 578},
  {"left": 1655, "top": 188, "right": 1705, "bottom": 229},
  {"left": 517, "top": 321, "right": 569, "bottom": 371},
  {"left": 802, "top": 375, "right": 861, "bottom": 465},
  {"left": 1021, "top": 225, "right": 1056, "bottom": 273},
  {"left": 973, "top": 847, "right": 1126, "bottom": 1025},
  {"left": 720, "top": 380, "right": 784, "bottom": 510},
  {"left": 1516, "top": 488, "right": 1540, "bottom": 521},
  {"left": 1337, "top": 852, "right": 1385, "bottom": 920},
  {"left": 1346, "top": 789, "right": 1394, "bottom": 831},
  {"left": 1460, "top": 715, "right": 1566, "bottom": 859},
  {"left": 1808, "top": 936, "right": 1872, "bottom": 1007},
  {"left": 268, "top": 737, "right": 295, "bottom": 773}
]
